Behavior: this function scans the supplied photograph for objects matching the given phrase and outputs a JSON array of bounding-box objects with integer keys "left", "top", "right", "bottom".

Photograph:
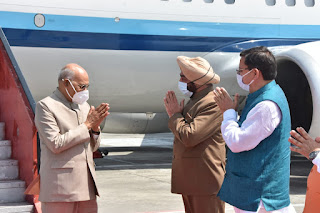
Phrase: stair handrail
[
  {"left": 0, "top": 28, "right": 36, "bottom": 112},
  {"left": 0, "top": 27, "right": 39, "bottom": 211}
]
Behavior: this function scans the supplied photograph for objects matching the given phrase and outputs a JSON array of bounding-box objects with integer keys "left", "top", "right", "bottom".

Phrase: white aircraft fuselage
[{"left": 1, "top": 0, "right": 320, "bottom": 134}]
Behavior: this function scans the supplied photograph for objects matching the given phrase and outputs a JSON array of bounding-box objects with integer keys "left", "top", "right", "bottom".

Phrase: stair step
[
  {"left": 0, "top": 140, "right": 11, "bottom": 160},
  {"left": 0, "top": 123, "right": 4, "bottom": 140},
  {"left": 0, "top": 160, "right": 18, "bottom": 180},
  {"left": 0, "top": 180, "right": 25, "bottom": 189},
  {"left": 0, "top": 180, "right": 26, "bottom": 203},
  {"left": 0, "top": 202, "right": 33, "bottom": 213}
]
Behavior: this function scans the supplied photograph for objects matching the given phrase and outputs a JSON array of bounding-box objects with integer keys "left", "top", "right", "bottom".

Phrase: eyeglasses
[
  {"left": 78, "top": 84, "right": 90, "bottom": 90},
  {"left": 64, "top": 79, "right": 89, "bottom": 90},
  {"left": 236, "top": 68, "right": 250, "bottom": 75}
]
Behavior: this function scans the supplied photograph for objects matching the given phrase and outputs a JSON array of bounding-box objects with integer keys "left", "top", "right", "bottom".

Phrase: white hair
[{"left": 58, "top": 67, "right": 75, "bottom": 81}]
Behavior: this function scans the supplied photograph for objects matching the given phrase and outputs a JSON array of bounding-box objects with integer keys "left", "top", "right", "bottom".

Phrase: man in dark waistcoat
[{"left": 214, "top": 46, "right": 296, "bottom": 213}]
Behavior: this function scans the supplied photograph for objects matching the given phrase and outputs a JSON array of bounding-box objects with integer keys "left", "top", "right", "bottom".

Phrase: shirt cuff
[
  {"left": 223, "top": 109, "right": 237, "bottom": 121},
  {"left": 92, "top": 134, "right": 99, "bottom": 140},
  {"left": 312, "top": 154, "right": 320, "bottom": 173}
]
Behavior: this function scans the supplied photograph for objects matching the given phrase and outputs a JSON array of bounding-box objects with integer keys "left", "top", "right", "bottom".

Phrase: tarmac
[{"left": 94, "top": 132, "right": 312, "bottom": 213}]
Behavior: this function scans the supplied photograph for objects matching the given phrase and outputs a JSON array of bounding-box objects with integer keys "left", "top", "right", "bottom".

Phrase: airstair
[
  {"left": 0, "top": 28, "right": 39, "bottom": 212},
  {"left": 0, "top": 123, "right": 33, "bottom": 212}
]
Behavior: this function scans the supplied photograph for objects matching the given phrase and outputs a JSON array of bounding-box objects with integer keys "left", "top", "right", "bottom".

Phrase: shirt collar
[
  {"left": 53, "top": 88, "right": 79, "bottom": 109},
  {"left": 54, "top": 88, "right": 69, "bottom": 102},
  {"left": 248, "top": 80, "right": 276, "bottom": 100}
]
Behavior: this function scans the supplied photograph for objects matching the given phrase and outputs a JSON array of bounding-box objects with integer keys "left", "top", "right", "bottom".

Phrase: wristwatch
[
  {"left": 91, "top": 129, "right": 100, "bottom": 135},
  {"left": 309, "top": 150, "right": 320, "bottom": 161}
]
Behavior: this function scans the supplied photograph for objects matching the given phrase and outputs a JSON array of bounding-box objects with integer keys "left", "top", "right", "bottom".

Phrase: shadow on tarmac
[
  {"left": 94, "top": 145, "right": 311, "bottom": 213},
  {"left": 94, "top": 147, "right": 173, "bottom": 170}
]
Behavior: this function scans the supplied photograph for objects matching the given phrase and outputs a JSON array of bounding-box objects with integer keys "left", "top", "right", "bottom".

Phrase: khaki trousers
[
  {"left": 182, "top": 194, "right": 225, "bottom": 213},
  {"left": 41, "top": 198, "right": 97, "bottom": 213},
  {"left": 303, "top": 165, "right": 320, "bottom": 213}
]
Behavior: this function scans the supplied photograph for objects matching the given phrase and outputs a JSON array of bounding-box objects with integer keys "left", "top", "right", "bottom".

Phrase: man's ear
[
  {"left": 61, "top": 79, "right": 68, "bottom": 86},
  {"left": 253, "top": 68, "right": 260, "bottom": 80}
]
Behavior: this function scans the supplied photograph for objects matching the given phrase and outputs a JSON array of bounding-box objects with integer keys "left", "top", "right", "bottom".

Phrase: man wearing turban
[{"left": 164, "top": 56, "right": 226, "bottom": 213}]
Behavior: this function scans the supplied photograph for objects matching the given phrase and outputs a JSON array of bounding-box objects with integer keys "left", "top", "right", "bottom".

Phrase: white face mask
[
  {"left": 236, "top": 69, "right": 255, "bottom": 91},
  {"left": 64, "top": 79, "right": 89, "bottom": 104},
  {"left": 178, "top": 81, "right": 193, "bottom": 98}
]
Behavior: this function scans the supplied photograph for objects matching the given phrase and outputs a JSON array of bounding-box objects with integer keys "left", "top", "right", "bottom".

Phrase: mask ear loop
[
  {"left": 242, "top": 69, "right": 255, "bottom": 86},
  {"left": 66, "top": 79, "right": 77, "bottom": 93},
  {"left": 62, "top": 79, "right": 76, "bottom": 100}
]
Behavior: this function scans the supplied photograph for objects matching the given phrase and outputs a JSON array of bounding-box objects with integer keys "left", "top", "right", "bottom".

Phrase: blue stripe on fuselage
[
  {"left": 3, "top": 28, "right": 316, "bottom": 52},
  {"left": 0, "top": 11, "right": 319, "bottom": 52},
  {"left": 1, "top": 11, "right": 320, "bottom": 38}
]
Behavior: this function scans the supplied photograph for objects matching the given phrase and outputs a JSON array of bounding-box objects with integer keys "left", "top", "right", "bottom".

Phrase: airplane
[{"left": 0, "top": 0, "right": 320, "bottom": 137}]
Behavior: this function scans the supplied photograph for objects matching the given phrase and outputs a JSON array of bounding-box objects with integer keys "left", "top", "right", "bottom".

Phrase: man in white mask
[
  {"left": 214, "top": 46, "right": 296, "bottom": 213},
  {"left": 35, "top": 63, "right": 109, "bottom": 213},
  {"left": 164, "top": 56, "right": 226, "bottom": 213}
]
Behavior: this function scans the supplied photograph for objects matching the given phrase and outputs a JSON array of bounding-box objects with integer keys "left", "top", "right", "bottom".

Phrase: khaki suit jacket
[
  {"left": 168, "top": 85, "right": 226, "bottom": 195},
  {"left": 35, "top": 89, "right": 100, "bottom": 202}
]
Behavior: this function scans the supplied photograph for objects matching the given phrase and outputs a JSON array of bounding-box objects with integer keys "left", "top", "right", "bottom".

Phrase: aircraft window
[
  {"left": 34, "top": 14, "right": 45, "bottom": 28},
  {"left": 305, "top": 0, "right": 315, "bottom": 7},
  {"left": 183, "top": 0, "right": 192, "bottom": 2},
  {"left": 265, "top": 0, "right": 276, "bottom": 6},
  {"left": 204, "top": 0, "right": 214, "bottom": 3},
  {"left": 286, "top": 0, "right": 296, "bottom": 6},
  {"left": 225, "top": 0, "right": 235, "bottom": 4}
]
